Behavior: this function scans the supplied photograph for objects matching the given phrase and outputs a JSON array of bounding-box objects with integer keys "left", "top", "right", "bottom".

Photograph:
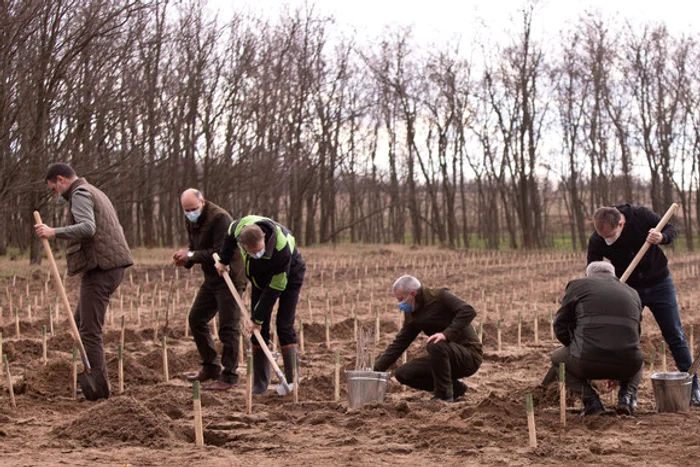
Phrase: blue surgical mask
[
  {"left": 249, "top": 249, "right": 265, "bottom": 259},
  {"left": 398, "top": 301, "right": 414, "bottom": 313},
  {"left": 185, "top": 209, "right": 201, "bottom": 223}
]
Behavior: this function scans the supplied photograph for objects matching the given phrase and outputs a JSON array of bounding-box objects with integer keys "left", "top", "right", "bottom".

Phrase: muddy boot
[
  {"left": 252, "top": 347, "right": 270, "bottom": 395},
  {"left": 616, "top": 384, "right": 634, "bottom": 416},
  {"left": 281, "top": 345, "right": 298, "bottom": 387},
  {"left": 582, "top": 394, "right": 605, "bottom": 416},
  {"left": 453, "top": 380, "right": 468, "bottom": 400}
]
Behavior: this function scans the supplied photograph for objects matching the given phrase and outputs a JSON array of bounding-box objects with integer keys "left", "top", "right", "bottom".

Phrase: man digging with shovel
[
  {"left": 588, "top": 204, "right": 700, "bottom": 407},
  {"left": 34, "top": 163, "right": 133, "bottom": 400},
  {"left": 215, "top": 216, "right": 306, "bottom": 396}
]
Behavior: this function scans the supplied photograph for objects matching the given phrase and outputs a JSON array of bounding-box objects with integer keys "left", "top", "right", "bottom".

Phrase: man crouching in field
[
  {"left": 373, "top": 275, "right": 482, "bottom": 402},
  {"left": 544, "top": 261, "right": 644, "bottom": 416}
]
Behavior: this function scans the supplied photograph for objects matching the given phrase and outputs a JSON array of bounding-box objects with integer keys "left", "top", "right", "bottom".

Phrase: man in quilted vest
[{"left": 35, "top": 163, "right": 133, "bottom": 399}]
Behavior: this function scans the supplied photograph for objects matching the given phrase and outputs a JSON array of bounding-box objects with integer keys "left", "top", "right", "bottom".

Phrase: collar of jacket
[
  {"left": 65, "top": 177, "right": 88, "bottom": 202},
  {"left": 415, "top": 286, "right": 439, "bottom": 312}
]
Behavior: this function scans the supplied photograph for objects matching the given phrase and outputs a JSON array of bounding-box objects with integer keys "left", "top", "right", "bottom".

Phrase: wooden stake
[
  {"left": 120, "top": 315, "right": 126, "bottom": 350},
  {"left": 299, "top": 320, "right": 305, "bottom": 354},
  {"left": 334, "top": 349, "right": 340, "bottom": 402},
  {"left": 72, "top": 348, "right": 78, "bottom": 400},
  {"left": 353, "top": 308, "right": 358, "bottom": 342},
  {"left": 27, "top": 305, "right": 32, "bottom": 321},
  {"left": 526, "top": 392, "right": 537, "bottom": 448},
  {"left": 49, "top": 306, "right": 54, "bottom": 336},
  {"left": 42, "top": 325, "right": 47, "bottom": 366},
  {"left": 497, "top": 319, "right": 502, "bottom": 352},
  {"left": 375, "top": 310, "right": 380, "bottom": 344},
  {"left": 162, "top": 336, "right": 169, "bottom": 382},
  {"left": 517, "top": 312, "right": 522, "bottom": 348},
  {"left": 193, "top": 381, "right": 204, "bottom": 447},
  {"left": 661, "top": 342, "right": 667, "bottom": 372},
  {"left": 325, "top": 315, "right": 330, "bottom": 349},
  {"left": 4, "top": 355, "right": 15, "bottom": 408},
  {"left": 246, "top": 355, "right": 253, "bottom": 414},
  {"left": 478, "top": 322, "right": 483, "bottom": 344},
  {"left": 14, "top": 308, "right": 20, "bottom": 338},
  {"left": 559, "top": 363, "right": 566, "bottom": 428},
  {"left": 533, "top": 311, "right": 539, "bottom": 346},
  {"left": 293, "top": 350, "right": 299, "bottom": 404},
  {"left": 690, "top": 326, "right": 694, "bottom": 357},
  {"left": 239, "top": 334, "right": 245, "bottom": 366},
  {"left": 549, "top": 310, "right": 554, "bottom": 341},
  {"left": 118, "top": 345, "right": 124, "bottom": 394},
  {"left": 153, "top": 309, "right": 159, "bottom": 343}
]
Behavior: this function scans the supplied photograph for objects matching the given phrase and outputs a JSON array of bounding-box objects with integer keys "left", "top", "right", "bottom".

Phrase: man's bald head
[{"left": 180, "top": 188, "right": 204, "bottom": 212}]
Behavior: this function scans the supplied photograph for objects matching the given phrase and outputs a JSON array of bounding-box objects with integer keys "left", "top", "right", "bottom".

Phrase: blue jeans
[{"left": 635, "top": 274, "right": 698, "bottom": 391}]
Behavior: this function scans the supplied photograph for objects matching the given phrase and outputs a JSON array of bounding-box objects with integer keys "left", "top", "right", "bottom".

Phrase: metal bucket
[
  {"left": 650, "top": 372, "right": 692, "bottom": 413},
  {"left": 345, "top": 370, "right": 391, "bottom": 409}
]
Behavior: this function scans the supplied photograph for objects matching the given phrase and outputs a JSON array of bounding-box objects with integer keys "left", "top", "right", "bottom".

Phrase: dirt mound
[
  {"left": 3, "top": 340, "right": 43, "bottom": 361},
  {"left": 51, "top": 396, "right": 185, "bottom": 447},
  {"left": 137, "top": 347, "right": 190, "bottom": 376},
  {"left": 47, "top": 332, "right": 78, "bottom": 353},
  {"left": 103, "top": 328, "right": 144, "bottom": 346},
  {"left": 105, "top": 354, "right": 160, "bottom": 385},
  {"left": 26, "top": 360, "right": 74, "bottom": 397}
]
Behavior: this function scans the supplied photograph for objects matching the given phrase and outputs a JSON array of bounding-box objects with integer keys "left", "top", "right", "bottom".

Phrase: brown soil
[{"left": 2, "top": 246, "right": 700, "bottom": 466}]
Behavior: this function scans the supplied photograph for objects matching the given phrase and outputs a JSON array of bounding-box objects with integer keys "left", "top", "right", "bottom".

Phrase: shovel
[
  {"left": 619, "top": 203, "right": 678, "bottom": 284},
  {"left": 213, "top": 254, "right": 293, "bottom": 395},
  {"left": 33, "top": 211, "right": 109, "bottom": 401}
]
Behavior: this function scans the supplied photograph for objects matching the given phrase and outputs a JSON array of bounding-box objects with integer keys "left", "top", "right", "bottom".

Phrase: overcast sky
[{"left": 216, "top": 0, "right": 697, "bottom": 43}]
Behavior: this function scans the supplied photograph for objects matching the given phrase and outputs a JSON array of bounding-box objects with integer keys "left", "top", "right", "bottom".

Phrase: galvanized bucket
[
  {"left": 345, "top": 370, "right": 391, "bottom": 409},
  {"left": 650, "top": 372, "right": 692, "bottom": 413}
]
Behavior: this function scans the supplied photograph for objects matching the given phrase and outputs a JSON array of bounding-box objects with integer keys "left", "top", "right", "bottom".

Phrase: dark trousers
[
  {"left": 394, "top": 341, "right": 482, "bottom": 399},
  {"left": 636, "top": 274, "right": 698, "bottom": 390},
  {"left": 74, "top": 267, "right": 125, "bottom": 382},
  {"left": 251, "top": 281, "right": 302, "bottom": 346},
  {"left": 550, "top": 346, "right": 644, "bottom": 401},
  {"left": 188, "top": 279, "right": 241, "bottom": 384}
]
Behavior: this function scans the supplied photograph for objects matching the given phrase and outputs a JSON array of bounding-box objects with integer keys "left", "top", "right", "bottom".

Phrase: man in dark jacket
[
  {"left": 215, "top": 215, "right": 306, "bottom": 395},
  {"left": 588, "top": 204, "right": 698, "bottom": 406},
  {"left": 173, "top": 189, "right": 246, "bottom": 390},
  {"left": 373, "top": 275, "right": 482, "bottom": 402},
  {"left": 549, "top": 261, "right": 644, "bottom": 416},
  {"left": 35, "top": 163, "right": 133, "bottom": 400}
]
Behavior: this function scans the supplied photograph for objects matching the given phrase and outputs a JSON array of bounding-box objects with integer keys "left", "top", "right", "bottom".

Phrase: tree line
[{"left": 2, "top": 0, "right": 699, "bottom": 263}]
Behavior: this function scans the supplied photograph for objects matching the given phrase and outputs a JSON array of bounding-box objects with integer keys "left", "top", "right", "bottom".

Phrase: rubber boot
[
  {"left": 616, "top": 384, "right": 634, "bottom": 416},
  {"left": 281, "top": 345, "right": 298, "bottom": 386},
  {"left": 252, "top": 347, "right": 270, "bottom": 395},
  {"left": 582, "top": 394, "right": 605, "bottom": 416}
]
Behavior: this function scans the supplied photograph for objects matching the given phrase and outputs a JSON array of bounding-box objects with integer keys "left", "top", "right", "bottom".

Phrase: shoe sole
[{"left": 615, "top": 405, "right": 633, "bottom": 416}]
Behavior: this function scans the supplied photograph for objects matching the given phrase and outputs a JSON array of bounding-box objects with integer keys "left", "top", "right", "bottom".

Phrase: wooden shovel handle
[
  {"left": 619, "top": 203, "right": 678, "bottom": 284},
  {"left": 33, "top": 211, "right": 91, "bottom": 370},
  {"left": 213, "top": 254, "right": 289, "bottom": 385}
]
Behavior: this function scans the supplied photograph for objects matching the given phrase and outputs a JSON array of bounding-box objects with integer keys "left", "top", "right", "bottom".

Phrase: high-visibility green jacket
[{"left": 219, "top": 215, "right": 305, "bottom": 322}]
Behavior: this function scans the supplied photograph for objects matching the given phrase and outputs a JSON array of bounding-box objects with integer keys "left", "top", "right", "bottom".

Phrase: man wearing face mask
[
  {"left": 588, "top": 205, "right": 699, "bottom": 406},
  {"left": 34, "top": 163, "right": 133, "bottom": 400},
  {"left": 173, "top": 189, "right": 246, "bottom": 390},
  {"left": 373, "top": 275, "right": 482, "bottom": 402},
  {"left": 214, "top": 215, "right": 306, "bottom": 395}
]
